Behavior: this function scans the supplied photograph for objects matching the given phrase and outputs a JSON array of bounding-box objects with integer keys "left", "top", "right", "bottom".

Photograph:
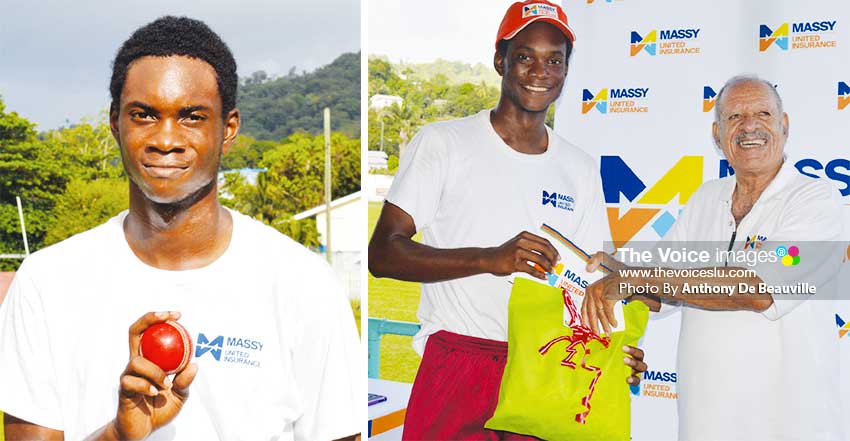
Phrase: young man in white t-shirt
[
  {"left": 368, "top": 1, "right": 648, "bottom": 439},
  {"left": 0, "top": 17, "right": 360, "bottom": 441}
]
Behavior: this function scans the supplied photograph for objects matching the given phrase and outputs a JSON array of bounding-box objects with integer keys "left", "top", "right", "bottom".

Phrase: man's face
[
  {"left": 713, "top": 80, "right": 788, "bottom": 177},
  {"left": 495, "top": 21, "right": 569, "bottom": 113},
  {"left": 110, "top": 55, "right": 239, "bottom": 205}
]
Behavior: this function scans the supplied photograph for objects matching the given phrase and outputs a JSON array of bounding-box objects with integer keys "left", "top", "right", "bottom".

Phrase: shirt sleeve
[
  {"left": 753, "top": 180, "right": 844, "bottom": 321},
  {"left": 0, "top": 262, "right": 63, "bottom": 430},
  {"left": 291, "top": 256, "right": 362, "bottom": 441},
  {"left": 385, "top": 125, "right": 450, "bottom": 231}
]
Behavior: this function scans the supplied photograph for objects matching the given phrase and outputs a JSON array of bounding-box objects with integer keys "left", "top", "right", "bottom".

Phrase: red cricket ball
[{"left": 140, "top": 320, "right": 193, "bottom": 375}]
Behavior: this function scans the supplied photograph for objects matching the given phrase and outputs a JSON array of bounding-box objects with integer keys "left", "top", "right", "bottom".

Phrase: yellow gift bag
[{"left": 485, "top": 277, "right": 648, "bottom": 440}]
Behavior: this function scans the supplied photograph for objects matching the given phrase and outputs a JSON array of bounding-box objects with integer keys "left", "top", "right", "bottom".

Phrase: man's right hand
[
  {"left": 108, "top": 311, "right": 198, "bottom": 440},
  {"left": 369, "top": 203, "right": 560, "bottom": 283},
  {"left": 484, "top": 231, "right": 559, "bottom": 280}
]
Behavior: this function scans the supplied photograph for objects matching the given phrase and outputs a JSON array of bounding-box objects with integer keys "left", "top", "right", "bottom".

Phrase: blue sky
[{"left": 0, "top": 0, "right": 360, "bottom": 130}]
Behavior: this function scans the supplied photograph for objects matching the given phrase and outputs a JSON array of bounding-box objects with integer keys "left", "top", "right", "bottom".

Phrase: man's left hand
[{"left": 583, "top": 252, "right": 631, "bottom": 335}]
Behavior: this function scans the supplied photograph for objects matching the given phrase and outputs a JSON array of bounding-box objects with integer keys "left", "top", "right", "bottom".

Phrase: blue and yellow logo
[
  {"left": 838, "top": 82, "right": 850, "bottom": 110},
  {"left": 631, "top": 28, "right": 700, "bottom": 57},
  {"left": 759, "top": 23, "right": 789, "bottom": 51},
  {"left": 601, "top": 156, "right": 703, "bottom": 247},
  {"left": 522, "top": 4, "right": 539, "bottom": 17},
  {"left": 630, "top": 30, "right": 657, "bottom": 56},
  {"left": 582, "top": 87, "right": 649, "bottom": 115},
  {"left": 582, "top": 88, "right": 608, "bottom": 114},
  {"left": 703, "top": 86, "right": 717, "bottom": 112},
  {"left": 837, "top": 314, "right": 849, "bottom": 340},
  {"left": 744, "top": 235, "right": 767, "bottom": 249},
  {"left": 760, "top": 21, "right": 837, "bottom": 52},
  {"left": 522, "top": 3, "right": 558, "bottom": 18}
]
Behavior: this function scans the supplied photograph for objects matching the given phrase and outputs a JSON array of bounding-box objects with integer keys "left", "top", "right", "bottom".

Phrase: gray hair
[{"left": 714, "top": 74, "right": 784, "bottom": 123}]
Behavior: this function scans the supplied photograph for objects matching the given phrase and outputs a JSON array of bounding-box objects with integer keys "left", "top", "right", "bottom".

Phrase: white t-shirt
[
  {"left": 663, "top": 161, "right": 845, "bottom": 441},
  {"left": 0, "top": 209, "right": 362, "bottom": 441},
  {"left": 387, "top": 109, "right": 610, "bottom": 353}
]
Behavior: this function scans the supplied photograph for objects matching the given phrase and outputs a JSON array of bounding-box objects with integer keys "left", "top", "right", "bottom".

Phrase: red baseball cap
[{"left": 495, "top": 0, "right": 577, "bottom": 49}]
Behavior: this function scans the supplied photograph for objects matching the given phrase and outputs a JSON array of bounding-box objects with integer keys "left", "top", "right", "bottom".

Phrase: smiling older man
[{"left": 583, "top": 75, "right": 845, "bottom": 440}]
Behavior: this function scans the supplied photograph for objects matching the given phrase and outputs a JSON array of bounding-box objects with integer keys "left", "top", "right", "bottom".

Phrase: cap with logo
[{"left": 496, "top": 0, "right": 577, "bottom": 49}]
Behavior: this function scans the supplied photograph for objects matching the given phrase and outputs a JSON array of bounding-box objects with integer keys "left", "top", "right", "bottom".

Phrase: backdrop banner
[{"left": 556, "top": 1, "right": 850, "bottom": 439}]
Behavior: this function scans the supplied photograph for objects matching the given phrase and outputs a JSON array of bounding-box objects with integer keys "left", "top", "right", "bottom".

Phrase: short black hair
[
  {"left": 110, "top": 16, "right": 237, "bottom": 116},
  {"left": 497, "top": 33, "right": 574, "bottom": 60}
]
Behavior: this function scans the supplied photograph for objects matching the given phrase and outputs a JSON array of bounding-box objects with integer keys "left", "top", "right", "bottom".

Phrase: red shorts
[{"left": 402, "top": 330, "right": 539, "bottom": 440}]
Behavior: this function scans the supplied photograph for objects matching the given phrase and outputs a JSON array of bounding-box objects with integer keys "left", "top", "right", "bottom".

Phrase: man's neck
[
  {"left": 124, "top": 182, "right": 233, "bottom": 270},
  {"left": 731, "top": 161, "right": 782, "bottom": 225},
  {"left": 734, "top": 162, "right": 782, "bottom": 199},
  {"left": 490, "top": 99, "right": 549, "bottom": 154}
]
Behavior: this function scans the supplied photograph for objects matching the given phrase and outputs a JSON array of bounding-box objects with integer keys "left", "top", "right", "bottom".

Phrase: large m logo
[{"left": 601, "top": 156, "right": 704, "bottom": 247}]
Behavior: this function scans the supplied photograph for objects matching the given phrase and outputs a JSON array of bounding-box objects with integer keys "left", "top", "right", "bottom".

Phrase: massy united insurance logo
[
  {"left": 582, "top": 87, "right": 649, "bottom": 115},
  {"left": 837, "top": 314, "right": 850, "bottom": 340},
  {"left": 522, "top": 3, "right": 558, "bottom": 18},
  {"left": 542, "top": 190, "right": 575, "bottom": 212},
  {"left": 630, "top": 27, "right": 701, "bottom": 57},
  {"left": 743, "top": 235, "right": 767, "bottom": 249},
  {"left": 838, "top": 82, "right": 850, "bottom": 110},
  {"left": 630, "top": 370, "right": 677, "bottom": 399},
  {"left": 703, "top": 86, "right": 717, "bottom": 112},
  {"left": 195, "top": 332, "right": 264, "bottom": 368},
  {"left": 602, "top": 156, "right": 703, "bottom": 247},
  {"left": 759, "top": 20, "right": 838, "bottom": 52}
]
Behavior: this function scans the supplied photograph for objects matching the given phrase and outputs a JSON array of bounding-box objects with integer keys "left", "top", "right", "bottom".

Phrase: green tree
[
  {"left": 43, "top": 116, "right": 122, "bottom": 180},
  {"left": 367, "top": 57, "right": 502, "bottom": 158},
  {"left": 222, "top": 132, "right": 360, "bottom": 247},
  {"left": 220, "top": 134, "right": 277, "bottom": 170},
  {"left": 0, "top": 99, "right": 68, "bottom": 268},
  {"left": 238, "top": 52, "right": 361, "bottom": 140},
  {"left": 44, "top": 177, "right": 128, "bottom": 245}
]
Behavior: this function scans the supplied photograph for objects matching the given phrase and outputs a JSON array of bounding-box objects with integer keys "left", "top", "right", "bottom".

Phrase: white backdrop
[{"left": 555, "top": 1, "right": 850, "bottom": 439}]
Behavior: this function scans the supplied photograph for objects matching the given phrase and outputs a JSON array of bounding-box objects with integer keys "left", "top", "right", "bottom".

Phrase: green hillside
[{"left": 238, "top": 52, "right": 360, "bottom": 141}]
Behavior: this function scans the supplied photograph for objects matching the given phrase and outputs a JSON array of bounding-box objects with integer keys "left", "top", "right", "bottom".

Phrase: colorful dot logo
[{"left": 776, "top": 245, "right": 800, "bottom": 266}]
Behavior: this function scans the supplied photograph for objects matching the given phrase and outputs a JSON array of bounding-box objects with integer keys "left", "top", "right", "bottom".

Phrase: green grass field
[{"left": 368, "top": 202, "right": 422, "bottom": 383}]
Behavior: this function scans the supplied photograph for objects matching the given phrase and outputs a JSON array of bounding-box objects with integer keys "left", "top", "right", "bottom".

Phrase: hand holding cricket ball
[{"left": 100, "top": 311, "right": 199, "bottom": 440}]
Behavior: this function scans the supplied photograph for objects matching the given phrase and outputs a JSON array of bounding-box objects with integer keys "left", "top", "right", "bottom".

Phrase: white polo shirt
[
  {"left": 387, "top": 109, "right": 610, "bottom": 353},
  {"left": 663, "top": 161, "right": 845, "bottom": 441}
]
